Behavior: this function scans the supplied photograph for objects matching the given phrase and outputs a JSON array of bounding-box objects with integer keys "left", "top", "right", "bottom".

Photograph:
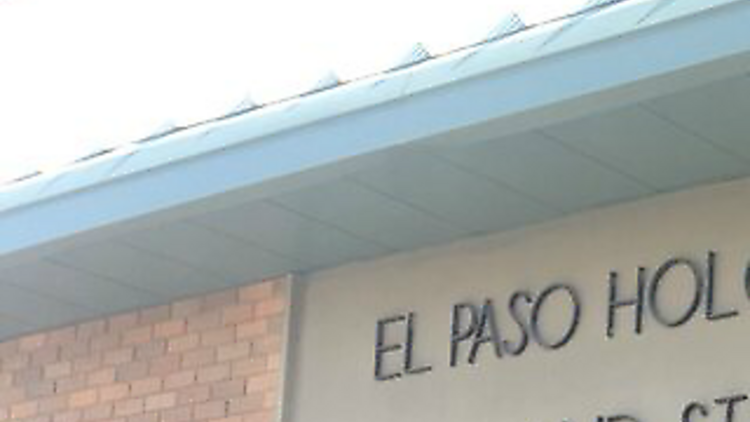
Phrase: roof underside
[{"left": 0, "top": 0, "right": 749, "bottom": 340}]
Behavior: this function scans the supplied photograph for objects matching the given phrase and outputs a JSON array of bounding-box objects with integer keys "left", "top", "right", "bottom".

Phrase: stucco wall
[
  {"left": 287, "top": 177, "right": 750, "bottom": 422},
  {"left": 0, "top": 276, "right": 289, "bottom": 422}
]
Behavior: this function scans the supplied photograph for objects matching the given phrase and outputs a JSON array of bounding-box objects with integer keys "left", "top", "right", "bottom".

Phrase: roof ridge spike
[
  {"left": 390, "top": 43, "right": 432, "bottom": 71},
  {"left": 224, "top": 96, "right": 260, "bottom": 118},
  {"left": 307, "top": 71, "right": 342, "bottom": 95},
  {"left": 135, "top": 121, "right": 181, "bottom": 144},
  {"left": 539, "top": 0, "right": 627, "bottom": 49},
  {"left": 484, "top": 13, "right": 526, "bottom": 42}
]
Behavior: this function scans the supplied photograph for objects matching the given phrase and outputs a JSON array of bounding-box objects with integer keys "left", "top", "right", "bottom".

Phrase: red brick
[
  {"left": 104, "top": 348, "right": 133, "bottom": 365},
  {"left": 265, "top": 316, "right": 284, "bottom": 336},
  {"left": 44, "top": 361, "right": 72, "bottom": 379},
  {"left": 212, "top": 417, "right": 243, "bottom": 422},
  {"left": 211, "top": 379, "right": 246, "bottom": 400},
  {"left": 18, "top": 333, "right": 46, "bottom": 351},
  {"left": 135, "top": 340, "right": 166, "bottom": 360},
  {"left": 201, "top": 327, "right": 235, "bottom": 347},
  {"left": 267, "top": 354, "right": 282, "bottom": 371},
  {"left": 204, "top": 290, "right": 237, "bottom": 308},
  {"left": 182, "top": 348, "right": 215, "bottom": 368},
  {"left": 127, "top": 413, "right": 158, "bottom": 422},
  {"left": 231, "top": 358, "right": 267, "bottom": 377},
  {"left": 177, "top": 384, "right": 210, "bottom": 405},
  {"left": 268, "top": 314, "right": 284, "bottom": 332},
  {"left": 236, "top": 321, "right": 267, "bottom": 340},
  {"left": 217, "top": 341, "right": 250, "bottom": 362},
  {"left": 171, "top": 298, "right": 203, "bottom": 318},
  {"left": 53, "top": 410, "right": 82, "bottom": 422},
  {"left": 254, "top": 298, "right": 285, "bottom": 318},
  {"left": 262, "top": 390, "right": 279, "bottom": 409},
  {"left": 31, "top": 346, "right": 60, "bottom": 366},
  {"left": 116, "top": 361, "right": 149, "bottom": 382},
  {"left": 0, "top": 340, "right": 19, "bottom": 359},
  {"left": 187, "top": 312, "right": 221, "bottom": 333},
  {"left": 100, "top": 383, "right": 130, "bottom": 402},
  {"left": 90, "top": 332, "right": 119, "bottom": 352},
  {"left": 122, "top": 326, "right": 152, "bottom": 346},
  {"left": 0, "top": 372, "right": 11, "bottom": 388},
  {"left": 69, "top": 389, "right": 98, "bottom": 408},
  {"left": 10, "top": 401, "right": 38, "bottom": 418},
  {"left": 55, "top": 374, "right": 87, "bottom": 394},
  {"left": 3, "top": 353, "right": 29, "bottom": 371},
  {"left": 0, "top": 387, "right": 24, "bottom": 406},
  {"left": 194, "top": 400, "right": 227, "bottom": 420},
  {"left": 196, "top": 364, "right": 230, "bottom": 384},
  {"left": 114, "top": 398, "right": 143, "bottom": 417},
  {"left": 60, "top": 341, "right": 89, "bottom": 360},
  {"left": 167, "top": 334, "right": 199, "bottom": 353},
  {"left": 108, "top": 312, "right": 139, "bottom": 333},
  {"left": 0, "top": 280, "right": 286, "bottom": 422},
  {"left": 222, "top": 304, "right": 255, "bottom": 325},
  {"left": 154, "top": 320, "right": 185, "bottom": 339},
  {"left": 15, "top": 366, "right": 43, "bottom": 384},
  {"left": 130, "top": 377, "right": 162, "bottom": 396},
  {"left": 144, "top": 392, "right": 176, "bottom": 411},
  {"left": 38, "top": 396, "right": 68, "bottom": 413},
  {"left": 74, "top": 354, "right": 102, "bottom": 372},
  {"left": 161, "top": 407, "right": 192, "bottom": 422},
  {"left": 83, "top": 403, "right": 113, "bottom": 421},
  {"left": 246, "top": 374, "right": 277, "bottom": 393},
  {"left": 238, "top": 283, "right": 275, "bottom": 303},
  {"left": 148, "top": 354, "right": 181, "bottom": 377},
  {"left": 164, "top": 370, "right": 196, "bottom": 390},
  {"left": 87, "top": 367, "right": 115, "bottom": 386},
  {"left": 77, "top": 320, "right": 106, "bottom": 340},
  {"left": 269, "top": 316, "right": 283, "bottom": 334},
  {"left": 139, "top": 305, "right": 171, "bottom": 325},
  {"left": 242, "top": 410, "right": 274, "bottom": 422},
  {"left": 227, "top": 394, "right": 264, "bottom": 415},
  {"left": 25, "top": 379, "right": 56, "bottom": 399},
  {"left": 253, "top": 335, "right": 282, "bottom": 354},
  {"left": 46, "top": 327, "right": 77, "bottom": 346}
]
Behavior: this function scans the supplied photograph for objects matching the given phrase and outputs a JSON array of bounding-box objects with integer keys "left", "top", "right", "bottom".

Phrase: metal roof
[
  {"left": 0, "top": 0, "right": 703, "bottom": 203},
  {"left": 1, "top": 0, "right": 749, "bottom": 339}
]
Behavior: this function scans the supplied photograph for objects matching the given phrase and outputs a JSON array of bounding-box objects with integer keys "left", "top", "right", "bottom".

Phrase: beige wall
[{"left": 287, "top": 177, "right": 750, "bottom": 422}]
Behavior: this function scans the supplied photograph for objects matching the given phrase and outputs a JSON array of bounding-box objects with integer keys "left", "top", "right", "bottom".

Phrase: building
[{"left": 1, "top": 0, "right": 750, "bottom": 421}]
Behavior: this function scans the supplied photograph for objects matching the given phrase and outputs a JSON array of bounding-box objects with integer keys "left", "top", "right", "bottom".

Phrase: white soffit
[{"left": 0, "top": 0, "right": 749, "bottom": 339}]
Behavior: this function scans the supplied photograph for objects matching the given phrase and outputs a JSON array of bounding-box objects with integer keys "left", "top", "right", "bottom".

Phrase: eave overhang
[{"left": 0, "top": 0, "right": 749, "bottom": 339}]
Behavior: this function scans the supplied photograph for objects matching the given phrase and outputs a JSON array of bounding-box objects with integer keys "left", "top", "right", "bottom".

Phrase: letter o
[
  {"left": 649, "top": 258, "right": 703, "bottom": 328},
  {"left": 530, "top": 283, "right": 581, "bottom": 350}
]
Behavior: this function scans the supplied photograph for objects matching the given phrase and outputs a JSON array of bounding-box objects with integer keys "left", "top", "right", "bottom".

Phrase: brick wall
[{"left": 0, "top": 276, "right": 290, "bottom": 422}]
